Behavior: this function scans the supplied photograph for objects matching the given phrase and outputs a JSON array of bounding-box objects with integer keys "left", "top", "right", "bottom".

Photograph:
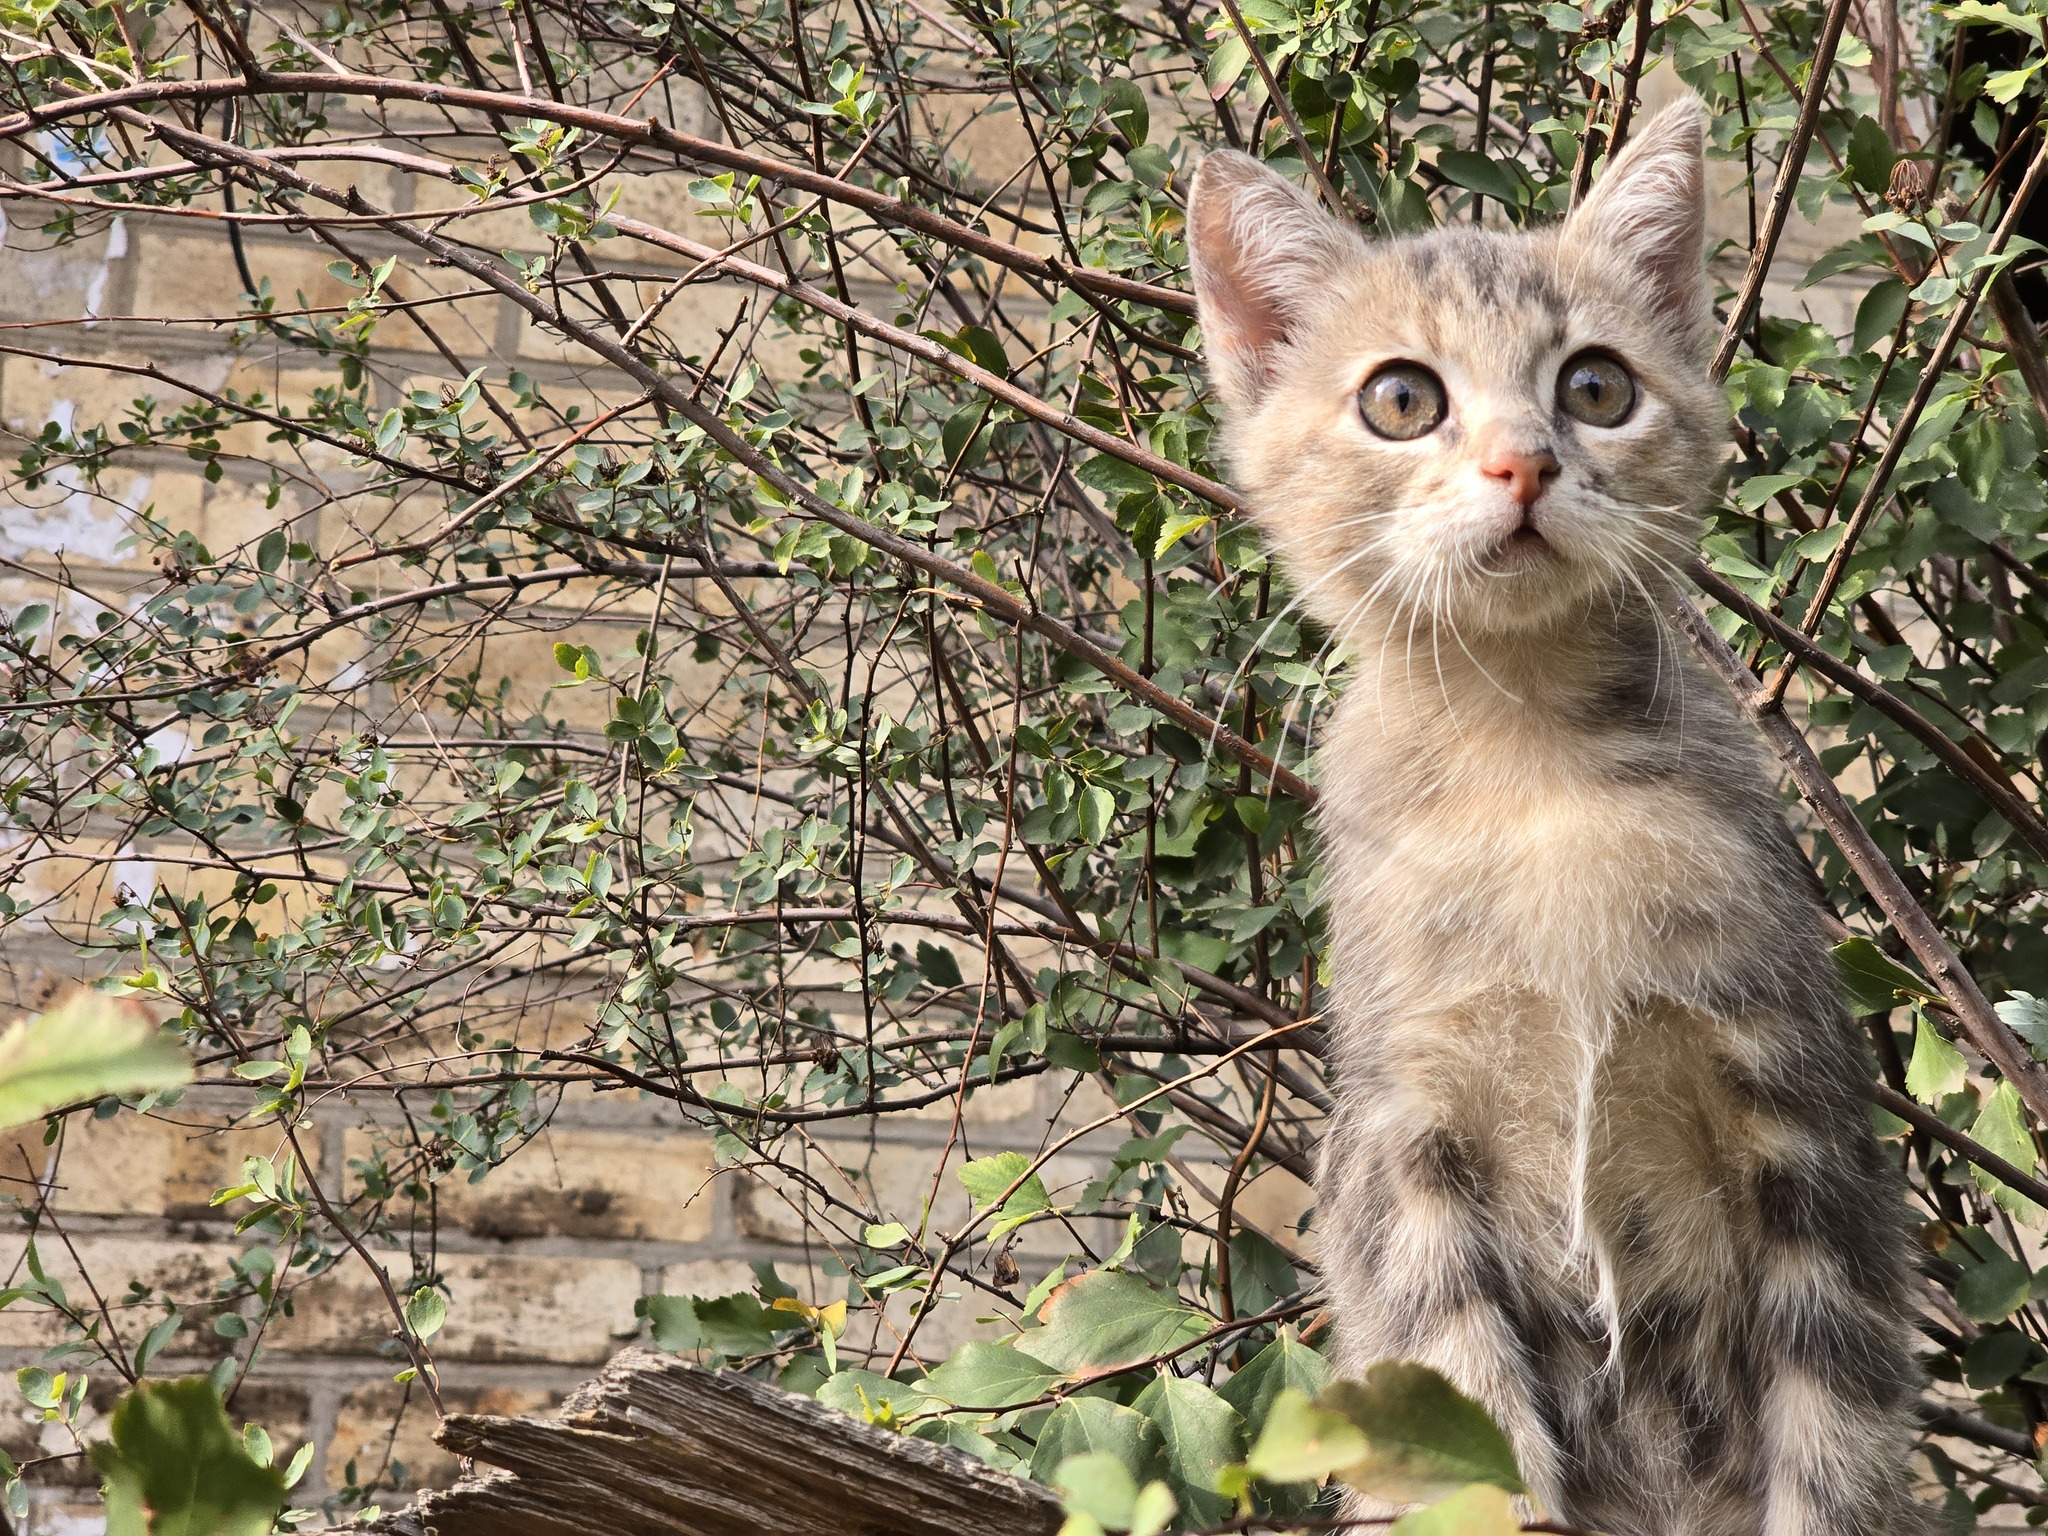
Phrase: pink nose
[{"left": 1481, "top": 447, "right": 1560, "bottom": 509}]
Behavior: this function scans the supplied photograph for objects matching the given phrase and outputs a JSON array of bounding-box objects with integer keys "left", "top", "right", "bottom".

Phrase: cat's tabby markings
[{"left": 1189, "top": 98, "right": 1931, "bottom": 1535}]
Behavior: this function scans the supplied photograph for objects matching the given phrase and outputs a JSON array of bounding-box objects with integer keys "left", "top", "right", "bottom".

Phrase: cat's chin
[{"left": 1441, "top": 559, "right": 1629, "bottom": 637}]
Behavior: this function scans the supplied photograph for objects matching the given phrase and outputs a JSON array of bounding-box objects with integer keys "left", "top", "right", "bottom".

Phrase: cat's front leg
[
  {"left": 1747, "top": 1130, "right": 1932, "bottom": 1536},
  {"left": 1321, "top": 1114, "right": 1572, "bottom": 1509}
]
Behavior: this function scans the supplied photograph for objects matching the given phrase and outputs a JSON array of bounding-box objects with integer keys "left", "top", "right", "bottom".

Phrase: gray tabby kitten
[{"left": 1188, "top": 99, "right": 1929, "bottom": 1535}]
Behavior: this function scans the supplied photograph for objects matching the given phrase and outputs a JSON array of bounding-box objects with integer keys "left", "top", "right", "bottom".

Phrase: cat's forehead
[
  {"left": 1395, "top": 228, "right": 1571, "bottom": 313},
  {"left": 1317, "top": 226, "right": 1610, "bottom": 365}
]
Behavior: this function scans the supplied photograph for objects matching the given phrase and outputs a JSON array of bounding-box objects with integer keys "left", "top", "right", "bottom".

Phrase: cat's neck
[{"left": 1332, "top": 588, "right": 1683, "bottom": 748}]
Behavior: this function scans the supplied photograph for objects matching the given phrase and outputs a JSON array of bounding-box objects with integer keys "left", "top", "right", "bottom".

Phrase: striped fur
[{"left": 1190, "top": 100, "right": 1930, "bottom": 1533}]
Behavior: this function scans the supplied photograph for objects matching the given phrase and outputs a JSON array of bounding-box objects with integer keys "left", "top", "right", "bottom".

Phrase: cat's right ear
[{"left": 1188, "top": 152, "right": 1365, "bottom": 414}]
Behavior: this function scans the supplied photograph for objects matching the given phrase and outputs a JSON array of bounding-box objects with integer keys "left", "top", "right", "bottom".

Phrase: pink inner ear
[
  {"left": 1189, "top": 153, "right": 1365, "bottom": 406},
  {"left": 1192, "top": 198, "right": 1292, "bottom": 366},
  {"left": 1567, "top": 103, "right": 1710, "bottom": 322}
]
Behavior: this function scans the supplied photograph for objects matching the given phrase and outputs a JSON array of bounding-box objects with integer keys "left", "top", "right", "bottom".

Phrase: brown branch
[
  {"left": 604, "top": 213, "right": 1241, "bottom": 509},
  {"left": 1871, "top": 1082, "right": 2048, "bottom": 1208},
  {"left": 1672, "top": 596, "right": 2048, "bottom": 1126},
  {"left": 1989, "top": 270, "right": 2048, "bottom": 432},
  {"left": 1709, "top": 0, "right": 1857, "bottom": 381},
  {"left": 1215, "top": 0, "right": 1351, "bottom": 215},
  {"left": 1690, "top": 560, "right": 2048, "bottom": 863},
  {"left": 1764, "top": 126, "right": 2048, "bottom": 704},
  {"left": 1606, "top": 0, "right": 1657, "bottom": 155}
]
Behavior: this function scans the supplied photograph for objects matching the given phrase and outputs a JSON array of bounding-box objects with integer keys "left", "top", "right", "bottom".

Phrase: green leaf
[
  {"left": 1128, "top": 1480, "right": 1177, "bottom": 1536},
  {"left": 1732, "top": 472, "right": 1805, "bottom": 513},
  {"left": 1130, "top": 1375, "right": 1244, "bottom": 1527},
  {"left": 404, "top": 1287, "right": 446, "bottom": 1341},
  {"left": 1125, "top": 144, "right": 1175, "bottom": 189},
  {"left": 134, "top": 1311, "right": 182, "bottom": 1377},
  {"left": 1854, "top": 279, "right": 1909, "bottom": 354},
  {"left": 1243, "top": 1386, "right": 1370, "bottom": 1484},
  {"left": 1053, "top": 1450, "right": 1139, "bottom": 1529},
  {"left": 958, "top": 1150, "right": 1051, "bottom": 1240},
  {"left": 1966, "top": 1327, "right": 2038, "bottom": 1387},
  {"left": 1030, "top": 1397, "right": 1166, "bottom": 1485},
  {"left": 1970, "top": 1081, "right": 2042, "bottom": 1222},
  {"left": 16, "top": 1368, "right": 57, "bottom": 1410},
  {"left": 254, "top": 530, "right": 286, "bottom": 575},
  {"left": 1943, "top": 0, "right": 2041, "bottom": 34},
  {"left": 1801, "top": 235, "right": 1890, "bottom": 287},
  {"left": 933, "top": 324, "right": 1010, "bottom": 379},
  {"left": 1077, "top": 784, "right": 1117, "bottom": 844},
  {"left": 957, "top": 1150, "right": 1024, "bottom": 1207},
  {"left": 1832, "top": 938, "right": 1934, "bottom": 1015},
  {"left": 1319, "top": 1362, "right": 1525, "bottom": 1503},
  {"left": 0, "top": 995, "right": 191, "bottom": 1132},
  {"left": 941, "top": 401, "right": 992, "bottom": 470},
  {"left": 1073, "top": 455, "right": 1157, "bottom": 501},
  {"left": 1101, "top": 78, "right": 1149, "bottom": 146},
  {"left": 1434, "top": 149, "right": 1523, "bottom": 206},
  {"left": 1390, "top": 1483, "right": 1521, "bottom": 1536},
  {"left": 1205, "top": 32, "right": 1250, "bottom": 96},
  {"left": 638, "top": 1292, "right": 780, "bottom": 1356},
  {"left": 915, "top": 941, "right": 963, "bottom": 989},
  {"left": 1997, "top": 992, "right": 2048, "bottom": 1060},
  {"left": 1911, "top": 274, "right": 1959, "bottom": 306},
  {"left": 1957, "top": 1255, "right": 2032, "bottom": 1322},
  {"left": 1153, "top": 511, "right": 1211, "bottom": 558},
  {"left": 817, "top": 1367, "right": 940, "bottom": 1422},
  {"left": 89, "top": 1378, "right": 286, "bottom": 1536},
  {"left": 920, "top": 1341, "right": 1062, "bottom": 1409},
  {"left": 1846, "top": 115, "right": 1898, "bottom": 193},
  {"left": 1898, "top": 391, "right": 1969, "bottom": 463},
  {"left": 1219, "top": 1327, "right": 1331, "bottom": 1431},
  {"left": 1987, "top": 61, "right": 2043, "bottom": 105},
  {"left": 1905, "top": 1015, "right": 1968, "bottom": 1103},
  {"left": 1029, "top": 1270, "right": 1209, "bottom": 1374}
]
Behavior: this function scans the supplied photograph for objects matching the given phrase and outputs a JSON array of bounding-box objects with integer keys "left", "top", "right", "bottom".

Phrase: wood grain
[{"left": 373, "top": 1349, "right": 1066, "bottom": 1536}]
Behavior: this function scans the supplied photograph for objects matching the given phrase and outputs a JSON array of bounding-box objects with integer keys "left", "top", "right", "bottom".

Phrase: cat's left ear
[
  {"left": 1566, "top": 95, "right": 1711, "bottom": 332},
  {"left": 1188, "top": 151, "right": 1368, "bottom": 415}
]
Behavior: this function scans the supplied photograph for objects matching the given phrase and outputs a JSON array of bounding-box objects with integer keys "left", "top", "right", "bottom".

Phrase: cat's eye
[
  {"left": 1558, "top": 350, "right": 1636, "bottom": 428},
  {"left": 1358, "top": 364, "right": 1447, "bottom": 441}
]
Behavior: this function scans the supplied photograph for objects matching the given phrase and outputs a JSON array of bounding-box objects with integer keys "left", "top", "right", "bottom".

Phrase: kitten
[{"left": 1188, "top": 98, "right": 1929, "bottom": 1536}]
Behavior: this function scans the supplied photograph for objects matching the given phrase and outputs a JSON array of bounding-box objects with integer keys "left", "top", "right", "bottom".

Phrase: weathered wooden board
[{"left": 374, "top": 1348, "right": 1067, "bottom": 1536}]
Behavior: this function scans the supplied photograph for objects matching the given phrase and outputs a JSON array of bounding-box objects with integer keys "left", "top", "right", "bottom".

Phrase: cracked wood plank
[{"left": 373, "top": 1347, "right": 1067, "bottom": 1536}]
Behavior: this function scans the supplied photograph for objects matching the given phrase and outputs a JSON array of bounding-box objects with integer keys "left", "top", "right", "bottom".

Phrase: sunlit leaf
[
  {"left": 90, "top": 1378, "right": 285, "bottom": 1536},
  {"left": 1319, "top": 1363, "right": 1524, "bottom": 1504},
  {"left": 0, "top": 995, "right": 191, "bottom": 1132},
  {"left": 1029, "top": 1270, "right": 1208, "bottom": 1374},
  {"left": 1390, "top": 1482, "right": 1520, "bottom": 1536}
]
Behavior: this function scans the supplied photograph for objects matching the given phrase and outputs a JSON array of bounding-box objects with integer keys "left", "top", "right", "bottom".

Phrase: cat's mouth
[{"left": 1488, "top": 516, "right": 1554, "bottom": 565}]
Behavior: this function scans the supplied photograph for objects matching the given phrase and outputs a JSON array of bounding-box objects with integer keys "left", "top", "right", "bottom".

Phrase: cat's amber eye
[
  {"left": 1558, "top": 350, "right": 1636, "bottom": 428},
  {"left": 1358, "top": 364, "right": 1447, "bottom": 441}
]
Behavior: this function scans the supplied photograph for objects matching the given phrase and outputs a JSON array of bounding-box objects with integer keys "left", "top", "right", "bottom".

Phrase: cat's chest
[{"left": 1316, "top": 705, "right": 1767, "bottom": 991}]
